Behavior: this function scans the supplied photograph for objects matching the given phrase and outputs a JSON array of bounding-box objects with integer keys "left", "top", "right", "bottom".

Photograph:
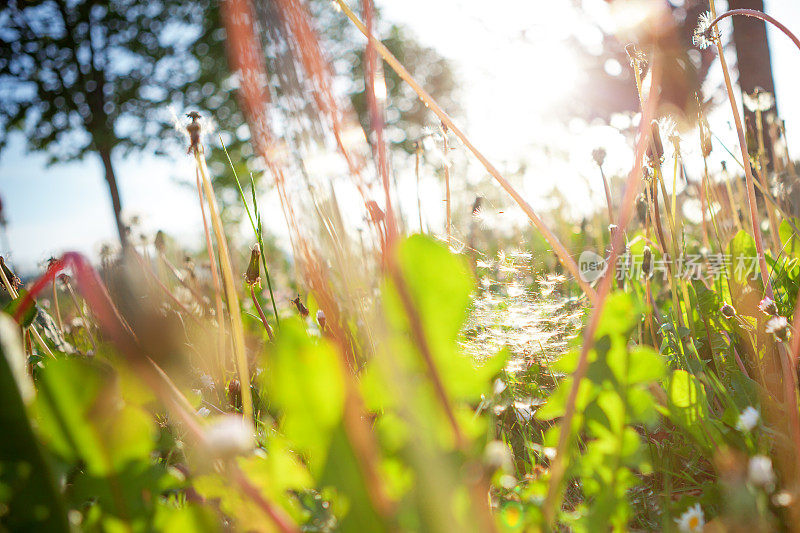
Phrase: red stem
[{"left": 250, "top": 285, "right": 274, "bottom": 341}]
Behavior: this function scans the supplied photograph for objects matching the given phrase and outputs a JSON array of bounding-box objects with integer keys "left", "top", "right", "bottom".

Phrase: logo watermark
[{"left": 578, "top": 250, "right": 759, "bottom": 282}]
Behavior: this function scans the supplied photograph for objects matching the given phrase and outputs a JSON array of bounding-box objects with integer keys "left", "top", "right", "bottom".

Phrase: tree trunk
[
  {"left": 97, "top": 147, "right": 128, "bottom": 247},
  {"left": 729, "top": 0, "right": 778, "bottom": 164}
]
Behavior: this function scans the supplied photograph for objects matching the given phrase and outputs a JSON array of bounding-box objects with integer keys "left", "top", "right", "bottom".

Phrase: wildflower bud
[
  {"left": 292, "top": 296, "right": 309, "bottom": 318},
  {"left": 317, "top": 309, "right": 326, "bottom": 331},
  {"left": 154, "top": 230, "right": 166, "bottom": 255},
  {"left": 186, "top": 111, "right": 202, "bottom": 153},
  {"left": 0, "top": 256, "right": 21, "bottom": 292},
  {"left": 700, "top": 126, "right": 713, "bottom": 157},
  {"left": 245, "top": 244, "right": 261, "bottom": 286},
  {"left": 647, "top": 120, "right": 664, "bottom": 164},
  {"left": 642, "top": 246, "right": 652, "bottom": 277},
  {"left": 592, "top": 148, "right": 606, "bottom": 167},
  {"left": 720, "top": 303, "right": 736, "bottom": 319},
  {"left": 636, "top": 193, "right": 648, "bottom": 224},
  {"left": 228, "top": 378, "right": 242, "bottom": 411},
  {"left": 758, "top": 297, "right": 778, "bottom": 316}
]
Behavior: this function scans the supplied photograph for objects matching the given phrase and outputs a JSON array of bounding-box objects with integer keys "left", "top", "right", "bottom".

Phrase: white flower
[
  {"left": 676, "top": 503, "right": 705, "bottom": 532},
  {"left": 737, "top": 406, "right": 760, "bottom": 432},
  {"left": 748, "top": 455, "right": 776, "bottom": 488},
  {"left": 693, "top": 11, "right": 719, "bottom": 50},
  {"left": 203, "top": 414, "right": 255, "bottom": 458}
]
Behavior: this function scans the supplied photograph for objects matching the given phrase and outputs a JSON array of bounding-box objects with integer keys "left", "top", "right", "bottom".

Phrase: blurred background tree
[
  {"left": 0, "top": 0, "right": 457, "bottom": 244},
  {"left": 0, "top": 0, "right": 205, "bottom": 245}
]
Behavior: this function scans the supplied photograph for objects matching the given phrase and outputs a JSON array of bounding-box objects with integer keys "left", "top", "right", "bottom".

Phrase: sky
[{"left": 2, "top": 0, "right": 799, "bottom": 274}]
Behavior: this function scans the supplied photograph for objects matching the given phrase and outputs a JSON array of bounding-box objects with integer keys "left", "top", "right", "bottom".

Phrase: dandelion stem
[
  {"left": 194, "top": 146, "right": 253, "bottom": 423},
  {"left": 250, "top": 285, "right": 274, "bottom": 341},
  {"left": 708, "top": 0, "right": 774, "bottom": 298}
]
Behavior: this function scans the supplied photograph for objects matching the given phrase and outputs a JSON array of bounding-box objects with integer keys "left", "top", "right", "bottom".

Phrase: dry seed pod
[
  {"left": 647, "top": 120, "right": 664, "bottom": 164},
  {"left": 154, "top": 230, "right": 166, "bottom": 255},
  {"left": 642, "top": 246, "right": 653, "bottom": 277}
]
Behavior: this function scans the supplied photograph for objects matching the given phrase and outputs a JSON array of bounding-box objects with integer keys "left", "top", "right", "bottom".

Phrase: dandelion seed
[
  {"left": 743, "top": 88, "right": 775, "bottom": 113},
  {"left": 748, "top": 455, "right": 775, "bottom": 488},
  {"left": 737, "top": 406, "right": 760, "bottom": 432},
  {"left": 693, "top": 11, "right": 720, "bottom": 50},
  {"left": 765, "top": 316, "right": 789, "bottom": 341},
  {"left": 676, "top": 503, "right": 705, "bottom": 532}
]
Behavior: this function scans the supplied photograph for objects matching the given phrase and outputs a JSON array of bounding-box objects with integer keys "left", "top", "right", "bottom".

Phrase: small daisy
[
  {"left": 765, "top": 316, "right": 789, "bottom": 341},
  {"left": 748, "top": 455, "right": 776, "bottom": 488},
  {"left": 737, "top": 406, "right": 760, "bottom": 432},
  {"left": 693, "top": 11, "right": 720, "bottom": 50},
  {"left": 676, "top": 503, "right": 705, "bottom": 532}
]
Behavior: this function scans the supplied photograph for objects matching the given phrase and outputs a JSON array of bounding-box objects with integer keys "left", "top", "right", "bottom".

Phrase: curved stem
[
  {"left": 710, "top": 9, "right": 800, "bottom": 54},
  {"left": 709, "top": 1, "right": 774, "bottom": 299}
]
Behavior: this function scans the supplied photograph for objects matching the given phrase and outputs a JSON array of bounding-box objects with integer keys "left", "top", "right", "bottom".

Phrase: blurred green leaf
[
  {"left": 3, "top": 289, "right": 38, "bottom": 329},
  {"left": 0, "top": 315, "right": 70, "bottom": 532},
  {"left": 263, "top": 318, "right": 345, "bottom": 474}
]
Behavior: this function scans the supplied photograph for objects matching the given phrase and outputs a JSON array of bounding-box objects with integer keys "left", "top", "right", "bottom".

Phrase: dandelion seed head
[
  {"left": 743, "top": 88, "right": 775, "bottom": 112},
  {"left": 693, "top": 11, "right": 720, "bottom": 49}
]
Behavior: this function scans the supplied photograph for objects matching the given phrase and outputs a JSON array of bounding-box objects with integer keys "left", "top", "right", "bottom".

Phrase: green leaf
[
  {"left": 3, "top": 289, "right": 38, "bottom": 328},
  {"left": 666, "top": 370, "right": 716, "bottom": 449},
  {"left": 0, "top": 315, "right": 70, "bottom": 532},
  {"left": 34, "top": 358, "right": 155, "bottom": 476},
  {"left": 263, "top": 319, "right": 345, "bottom": 474},
  {"left": 624, "top": 346, "right": 665, "bottom": 384}
]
